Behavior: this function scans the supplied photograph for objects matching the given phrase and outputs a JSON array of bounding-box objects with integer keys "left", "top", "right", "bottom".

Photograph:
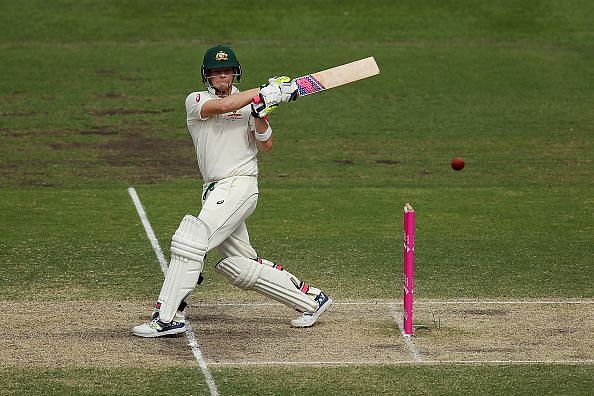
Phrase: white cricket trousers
[{"left": 199, "top": 175, "right": 259, "bottom": 258}]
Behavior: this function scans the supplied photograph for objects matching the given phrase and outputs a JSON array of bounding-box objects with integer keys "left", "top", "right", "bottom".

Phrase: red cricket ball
[{"left": 451, "top": 157, "right": 465, "bottom": 171}]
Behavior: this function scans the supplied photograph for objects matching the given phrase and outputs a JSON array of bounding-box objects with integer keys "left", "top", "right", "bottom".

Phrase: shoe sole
[{"left": 291, "top": 297, "right": 333, "bottom": 328}]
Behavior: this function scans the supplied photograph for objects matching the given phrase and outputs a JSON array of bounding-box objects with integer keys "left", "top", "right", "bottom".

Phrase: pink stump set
[{"left": 403, "top": 203, "right": 415, "bottom": 336}]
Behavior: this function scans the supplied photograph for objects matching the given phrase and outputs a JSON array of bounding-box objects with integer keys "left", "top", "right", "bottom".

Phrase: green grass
[
  {"left": 0, "top": 368, "right": 210, "bottom": 395},
  {"left": 214, "top": 365, "right": 594, "bottom": 395},
  {"left": 2, "top": 184, "right": 590, "bottom": 301},
  {"left": 1, "top": 0, "right": 592, "bottom": 394},
  {"left": 1, "top": 365, "right": 592, "bottom": 395}
]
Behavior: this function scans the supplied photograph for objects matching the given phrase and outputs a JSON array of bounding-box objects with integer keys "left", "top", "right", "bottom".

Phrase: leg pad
[
  {"left": 215, "top": 257, "right": 318, "bottom": 313},
  {"left": 157, "top": 215, "right": 208, "bottom": 322}
]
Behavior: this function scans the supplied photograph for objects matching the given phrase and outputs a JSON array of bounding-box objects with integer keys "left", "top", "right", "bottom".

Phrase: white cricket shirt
[{"left": 185, "top": 87, "right": 258, "bottom": 183}]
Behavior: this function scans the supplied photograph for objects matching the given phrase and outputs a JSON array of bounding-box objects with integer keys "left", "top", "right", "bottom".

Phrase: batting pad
[
  {"left": 215, "top": 257, "right": 319, "bottom": 313},
  {"left": 157, "top": 215, "right": 208, "bottom": 322}
]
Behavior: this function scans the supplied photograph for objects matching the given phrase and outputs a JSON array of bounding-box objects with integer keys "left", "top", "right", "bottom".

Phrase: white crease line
[
  {"left": 128, "top": 187, "right": 218, "bottom": 396},
  {"left": 192, "top": 300, "right": 594, "bottom": 307},
  {"left": 207, "top": 360, "right": 594, "bottom": 366},
  {"left": 127, "top": 187, "right": 168, "bottom": 274},
  {"left": 414, "top": 300, "right": 594, "bottom": 305},
  {"left": 340, "top": 300, "right": 594, "bottom": 305},
  {"left": 185, "top": 322, "right": 218, "bottom": 394},
  {"left": 389, "top": 303, "right": 423, "bottom": 362}
]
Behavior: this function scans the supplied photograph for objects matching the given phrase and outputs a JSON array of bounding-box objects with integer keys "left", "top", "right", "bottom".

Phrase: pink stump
[{"left": 403, "top": 203, "right": 415, "bottom": 336}]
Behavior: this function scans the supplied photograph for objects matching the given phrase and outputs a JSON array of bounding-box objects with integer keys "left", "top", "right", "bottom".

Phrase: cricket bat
[{"left": 253, "top": 56, "right": 379, "bottom": 105}]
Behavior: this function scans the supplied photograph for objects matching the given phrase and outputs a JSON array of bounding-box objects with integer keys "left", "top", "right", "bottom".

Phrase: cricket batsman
[{"left": 133, "top": 45, "right": 332, "bottom": 337}]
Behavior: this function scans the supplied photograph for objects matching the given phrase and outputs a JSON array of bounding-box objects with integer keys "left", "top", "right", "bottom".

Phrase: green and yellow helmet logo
[
  {"left": 214, "top": 51, "right": 228, "bottom": 62},
  {"left": 201, "top": 45, "right": 242, "bottom": 84}
]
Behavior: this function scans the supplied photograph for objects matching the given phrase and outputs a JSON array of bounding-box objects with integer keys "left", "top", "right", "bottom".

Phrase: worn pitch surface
[{"left": 4, "top": 300, "right": 592, "bottom": 368}]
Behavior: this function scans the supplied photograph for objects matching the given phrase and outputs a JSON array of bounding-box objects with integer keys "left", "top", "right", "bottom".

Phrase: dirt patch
[
  {"left": 1, "top": 125, "right": 199, "bottom": 185},
  {"left": 2, "top": 300, "right": 195, "bottom": 369},
  {"left": 3, "top": 300, "right": 592, "bottom": 368},
  {"left": 193, "top": 303, "right": 408, "bottom": 364},
  {"left": 2, "top": 300, "right": 410, "bottom": 368},
  {"left": 0, "top": 111, "right": 37, "bottom": 117},
  {"left": 334, "top": 159, "right": 354, "bottom": 165},
  {"left": 376, "top": 159, "right": 401, "bottom": 165},
  {"left": 1, "top": 129, "right": 83, "bottom": 138},
  {"left": 79, "top": 128, "right": 120, "bottom": 136},
  {"left": 413, "top": 302, "right": 594, "bottom": 361},
  {"left": 90, "top": 108, "right": 174, "bottom": 116},
  {"left": 97, "top": 92, "right": 129, "bottom": 100},
  {"left": 43, "top": 130, "right": 197, "bottom": 183},
  {"left": 97, "top": 131, "right": 198, "bottom": 180},
  {"left": 460, "top": 308, "right": 510, "bottom": 317}
]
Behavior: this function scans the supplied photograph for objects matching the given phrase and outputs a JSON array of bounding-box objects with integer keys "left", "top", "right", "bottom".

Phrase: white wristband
[{"left": 255, "top": 124, "right": 272, "bottom": 141}]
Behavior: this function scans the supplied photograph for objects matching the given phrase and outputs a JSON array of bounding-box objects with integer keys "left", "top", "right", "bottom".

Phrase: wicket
[{"left": 403, "top": 203, "right": 415, "bottom": 336}]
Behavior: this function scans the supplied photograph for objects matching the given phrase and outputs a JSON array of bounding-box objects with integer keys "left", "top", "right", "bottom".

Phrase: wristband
[{"left": 255, "top": 124, "right": 272, "bottom": 141}]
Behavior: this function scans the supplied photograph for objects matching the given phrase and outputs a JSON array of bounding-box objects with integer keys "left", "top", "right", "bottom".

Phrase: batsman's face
[{"left": 208, "top": 67, "right": 234, "bottom": 92}]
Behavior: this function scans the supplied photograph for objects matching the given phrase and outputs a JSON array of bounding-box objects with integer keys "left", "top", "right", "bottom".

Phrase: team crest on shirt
[{"left": 215, "top": 51, "right": 228, "bottom": 61}]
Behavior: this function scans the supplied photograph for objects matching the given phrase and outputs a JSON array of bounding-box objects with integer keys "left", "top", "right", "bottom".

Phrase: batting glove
[
  {"left": 251, "top": 95, "right": 277, "bottom": 118},
  {"left": 259, "top": 83, "right": 282, "bottom": 107},
  {"left": 268, "top": 76, "right": 299, "bottom": 102}
]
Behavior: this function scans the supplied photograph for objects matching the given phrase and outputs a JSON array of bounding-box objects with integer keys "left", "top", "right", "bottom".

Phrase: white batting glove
[
  {"left": 259, "top": 83, "right": 282, "bottom": 107},
  {"left": 268, "top": 76, "right": 299, "bottom": 102}
]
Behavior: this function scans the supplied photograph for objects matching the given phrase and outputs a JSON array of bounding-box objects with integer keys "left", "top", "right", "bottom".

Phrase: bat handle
[{"left": 252, "top": 95, "right": 268, "bottom": 121}]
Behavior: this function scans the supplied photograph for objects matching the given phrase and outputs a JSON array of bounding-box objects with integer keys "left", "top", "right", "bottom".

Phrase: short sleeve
[{"left": 186, "top": 91, "right": 213, "bottom": 122}]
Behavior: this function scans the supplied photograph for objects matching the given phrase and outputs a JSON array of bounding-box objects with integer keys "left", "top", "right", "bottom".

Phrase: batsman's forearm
[
  {"left": 220, "top": 88, "right": 260, "bottom": 113},
  {"left": 255, "top": 117, "right": 269, "bottom": 133}
]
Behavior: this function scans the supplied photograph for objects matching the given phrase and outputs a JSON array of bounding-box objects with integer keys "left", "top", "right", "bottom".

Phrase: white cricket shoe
[
  {"left": 132, "top": 315, "right": 186, "bottom": 338},
  {"left": 291, "top": 291, "right": 333, "bottom": 328}
]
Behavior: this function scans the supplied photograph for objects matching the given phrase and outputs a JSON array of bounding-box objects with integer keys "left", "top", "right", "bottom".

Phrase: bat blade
[
  {"left": 252, "top": 56, "right": 379, "bottom": 106},
  {"left": 294, "top": 56, "right": 380, "bottom": 96}
]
